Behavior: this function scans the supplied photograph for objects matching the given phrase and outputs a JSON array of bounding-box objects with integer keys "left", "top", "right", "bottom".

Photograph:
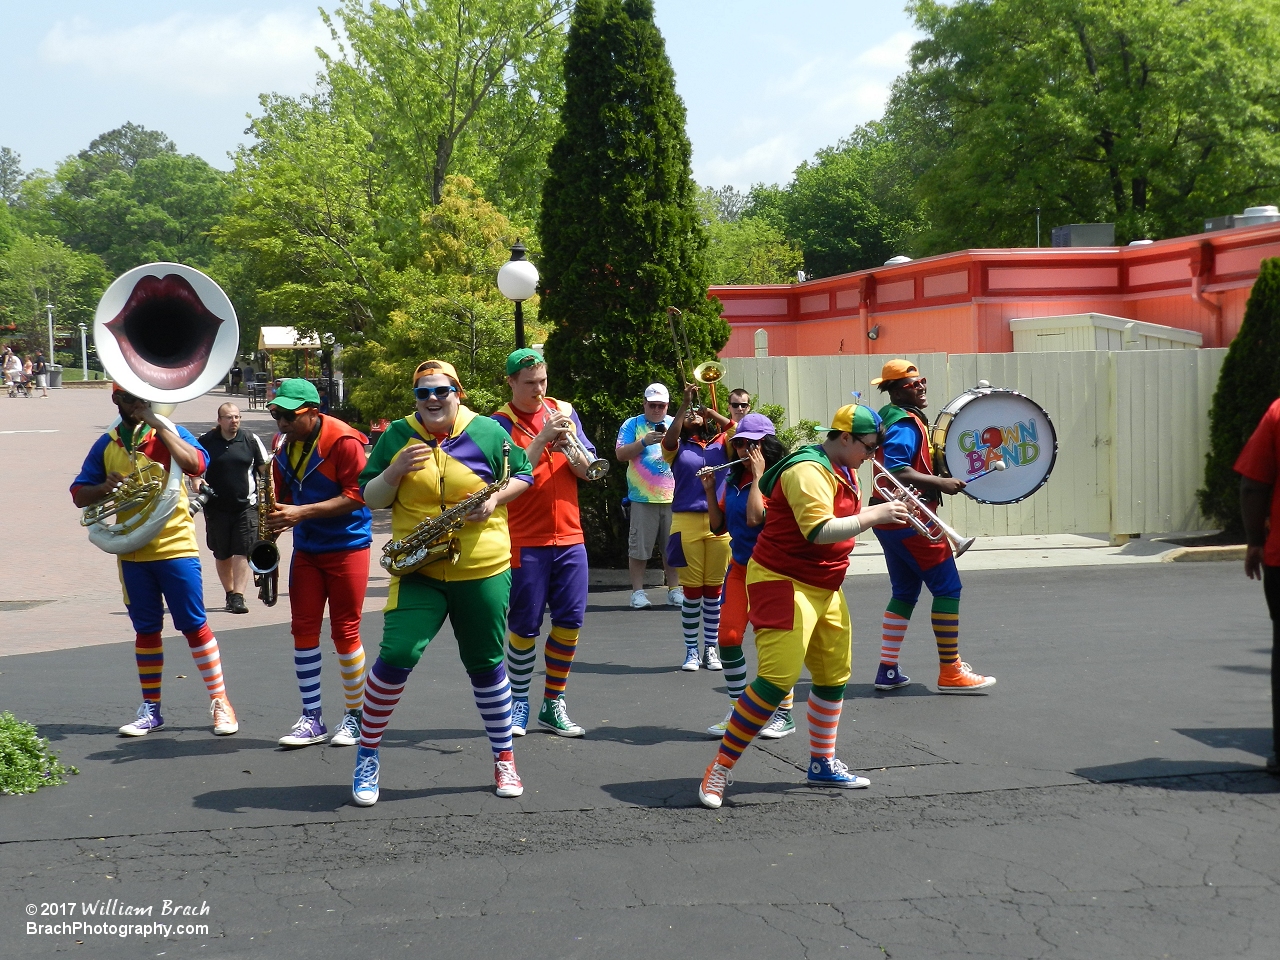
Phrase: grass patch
[{"left": 0, "top": 712, "right": 78, "bottom": 795}]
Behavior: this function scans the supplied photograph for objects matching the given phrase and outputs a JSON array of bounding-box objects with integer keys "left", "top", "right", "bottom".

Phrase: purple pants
[{"left": 508, "top": 543, "right": 589, "bottom": 638}]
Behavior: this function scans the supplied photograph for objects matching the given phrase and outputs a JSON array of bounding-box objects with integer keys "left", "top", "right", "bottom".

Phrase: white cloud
[{"left": 39, "top": 11, "right": 332, "bottom": 99}]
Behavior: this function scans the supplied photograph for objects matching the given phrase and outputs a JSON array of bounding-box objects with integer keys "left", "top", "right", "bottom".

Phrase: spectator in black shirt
[
  {"left": 32, "top": 350, "right": 49, "bottom": 398},
  {"left": 195, "top": 403, "right": 269, "bottom": 614}
]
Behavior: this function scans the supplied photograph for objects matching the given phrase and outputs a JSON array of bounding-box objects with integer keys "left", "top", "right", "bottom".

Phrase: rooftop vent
[
  {"left": 1204, "top": 205, "right": 1280, "bottom": 232},
  {"left": 884, "top": 255, "right": 913, "bottom": 265},
  {"left": 1051, "top": 223, "right": 1115, "bottom": 247}
]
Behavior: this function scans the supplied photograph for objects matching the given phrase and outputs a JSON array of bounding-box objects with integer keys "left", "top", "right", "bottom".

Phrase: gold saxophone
[
  {"left": 248, "top": 439, "right": 282, "bottom": 606},
  {"left": 380, "top": 442, "right": 511, "bottom": 577}
]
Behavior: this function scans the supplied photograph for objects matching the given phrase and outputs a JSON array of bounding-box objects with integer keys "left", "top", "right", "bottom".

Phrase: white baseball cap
[{"left": 644, "top": 383, "right": 670, "bottom": 402}]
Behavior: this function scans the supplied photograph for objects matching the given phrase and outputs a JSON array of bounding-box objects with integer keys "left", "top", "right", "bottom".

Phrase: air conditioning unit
[{"left": 1050, "top": 223, "right": 1116, "bottom": 247}]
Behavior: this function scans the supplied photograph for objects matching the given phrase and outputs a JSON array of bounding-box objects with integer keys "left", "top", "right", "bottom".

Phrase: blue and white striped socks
[
  {"left": 469, "top": 663, "right": 514, "bottom": 758},
  {"left": 294, "top": 644, "right": 323, "bottom": 714}
]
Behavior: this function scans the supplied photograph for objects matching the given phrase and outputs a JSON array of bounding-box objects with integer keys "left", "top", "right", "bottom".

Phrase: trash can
[{"left": 48, "top": 364, "right": 63, "bottom": 388}]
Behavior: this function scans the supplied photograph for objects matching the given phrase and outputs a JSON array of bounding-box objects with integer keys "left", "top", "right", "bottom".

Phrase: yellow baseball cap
[
  {"left": 870, "top": 359, "right": 920, "bottom": 385},
  {"left": 413, "top": 359, "right": 467, "bottom": 399}
]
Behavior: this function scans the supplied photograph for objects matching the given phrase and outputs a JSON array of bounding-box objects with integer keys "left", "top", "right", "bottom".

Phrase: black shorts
[{"left": 205, "top": 507, "right": 258, "bottom": 561}]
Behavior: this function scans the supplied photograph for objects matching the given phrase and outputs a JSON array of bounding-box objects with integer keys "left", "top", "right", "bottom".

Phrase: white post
[
  {"left": 79, "top": 323, "right": 88, "bottom": 379},
  {"left": 45, "top": 303, "right": 55, "bottom": 364}
]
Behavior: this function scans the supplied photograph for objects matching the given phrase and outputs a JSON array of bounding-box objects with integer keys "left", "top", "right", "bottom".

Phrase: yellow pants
[
  {"left": 668, "top": 511, "right": 731, "bottom": 588},
  {"left": 745, "top": 560, "right": 851, "bottom": 690}
]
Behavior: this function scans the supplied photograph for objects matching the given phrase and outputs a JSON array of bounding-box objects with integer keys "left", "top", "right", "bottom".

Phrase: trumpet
[
  {"left": 541, "top": 400, "right": 609, "bottom": 480},
  {"left": 870, "top": 460, "right": 975, "bottom": 558},
  {"left": 666, "top": 306, "right": 727, "bottom": 412}
]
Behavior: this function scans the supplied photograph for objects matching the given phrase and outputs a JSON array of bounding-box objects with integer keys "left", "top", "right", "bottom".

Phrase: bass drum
[{"left": 931, "top": 387, "right": 1057, "bottom": 504}]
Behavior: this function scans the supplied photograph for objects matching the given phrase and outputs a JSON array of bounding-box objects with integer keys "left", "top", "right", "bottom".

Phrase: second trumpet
[
  {"left": 870, "top": 460, "right": 975, "bottom": 558},
  {"left": 542, "top": 400, "right": 609, "bottom": 480}
]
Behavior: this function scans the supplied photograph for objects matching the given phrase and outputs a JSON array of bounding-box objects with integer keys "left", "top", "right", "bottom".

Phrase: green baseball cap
[
  {"left": 505, "top": 347, "right": 545, "bottom": 377},
  {"left": 270, "top": 378, "right": 321, "bottom": 411}
]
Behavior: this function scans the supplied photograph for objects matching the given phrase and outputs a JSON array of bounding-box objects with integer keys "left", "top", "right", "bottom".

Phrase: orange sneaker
[
  {"left": 698, "top": 759, "right": 733, "bottom": 809},
  {"left": 937, "top": 661, "right": 996, "bottom": 694},
  {"left": 210, "top": 696, "right": 239, "bottom": 735}
]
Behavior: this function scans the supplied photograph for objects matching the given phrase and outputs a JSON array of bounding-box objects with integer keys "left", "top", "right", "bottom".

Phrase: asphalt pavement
[{"left": 1, "top": 388, "right": 1278, "bottom": 959}]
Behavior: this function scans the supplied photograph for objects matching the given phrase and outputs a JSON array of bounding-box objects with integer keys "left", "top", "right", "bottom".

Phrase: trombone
[
  {"left": 666, "top": 306, "right": 727, "bottom": 413},
  {"left": 870, "top": 460, "right": 975, "bottom": 558}
]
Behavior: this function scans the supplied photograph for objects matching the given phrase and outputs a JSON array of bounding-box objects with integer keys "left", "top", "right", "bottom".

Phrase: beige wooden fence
[{"left": 721, "top": 349, "right": 1228, "bottom": 538}]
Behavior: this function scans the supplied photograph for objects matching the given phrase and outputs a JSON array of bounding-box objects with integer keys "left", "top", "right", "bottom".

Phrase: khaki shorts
[{"left": 627, "top": 501, "right": 672, "bottom": 561}]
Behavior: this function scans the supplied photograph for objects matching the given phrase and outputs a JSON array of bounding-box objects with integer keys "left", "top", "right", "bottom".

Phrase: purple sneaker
[
  {"left": 119, "top": 702, "right": 164, "bottom": 737},
  {"left": 278, "top": 709, "right": 328, "bottom": 747}
]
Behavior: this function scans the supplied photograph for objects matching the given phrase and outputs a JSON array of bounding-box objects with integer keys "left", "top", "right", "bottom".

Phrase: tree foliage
[
  {"left": 0, "top": 148, "right": 23, "bottom": 206},
  {"left": 889, "top": 0, "right": 1280, "bottom": 252},
  {"left": 346, "top": 175, "right": 538, "bottom": 422},
  {"left": 0, "top": 234, "right": 110, "bottom": 355},
  {"left": 539, "top": 0, "right": 727, "bottom": 562},
  {"left": 1199, "top": 258, "right": 1280, "bottom": 535},
  {"left": 699, "top": 186, "right": 803, "bottom": 285}
]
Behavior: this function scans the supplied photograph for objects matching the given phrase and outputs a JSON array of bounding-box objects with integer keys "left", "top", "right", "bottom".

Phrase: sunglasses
[
  {"left": 414, "top": 385, "right": 459, "bottom": 401},
  {"left": 903, "top": 377, "right": 927, "bottom": 389},
  {"left": 268, "top": 406, "right": 298, "bottom": 422},
  {"left": 729, "top": 402, "right": 751, "bottom": 409},
  {"left": 855, "top": 437, "right": 878, "bottom": 453}
]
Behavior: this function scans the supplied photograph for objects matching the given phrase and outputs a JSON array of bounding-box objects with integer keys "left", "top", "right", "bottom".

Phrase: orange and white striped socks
[
  {"left": 183, "top": 624, "right": 225, "bottom": 699},
  {"left": 806, "top": 686, "right": 845, "bottom": 760},
  {"left": 879, "top": 600, "right": 913, "bottom": 667}
]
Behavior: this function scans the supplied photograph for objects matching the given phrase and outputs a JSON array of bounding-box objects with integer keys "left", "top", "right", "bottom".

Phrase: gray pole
[
  {"left": 79, "top": 323, "right": 88, "bottom": 379},
  {"left": 45, "top": 303, "right": 55, "bottom": 363}
]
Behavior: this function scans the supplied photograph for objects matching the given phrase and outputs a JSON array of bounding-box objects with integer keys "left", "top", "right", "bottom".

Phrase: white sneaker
[
  {"left": 706, "top": 705, "right": 734, "bottom": 737},
  {"left": 667, "top": 586, "right": 685, "bottom": 606},
  {"left": 630, "top": 589, "right": 652, "bottom": 609}
]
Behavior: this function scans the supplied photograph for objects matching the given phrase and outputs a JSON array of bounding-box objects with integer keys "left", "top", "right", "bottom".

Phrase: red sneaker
[{"left": 494, "top": 750, "right": 523, "bottom": 798}]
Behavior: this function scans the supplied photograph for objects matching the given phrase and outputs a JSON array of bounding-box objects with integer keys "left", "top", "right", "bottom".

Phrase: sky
[{"left": 0, "top": 1, "right": 919, "bottom": 191}]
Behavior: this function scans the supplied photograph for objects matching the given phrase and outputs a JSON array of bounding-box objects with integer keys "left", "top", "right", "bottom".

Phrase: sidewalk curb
[{"left": 1161, "top": 545, "right": 1246, "bottom": 563}]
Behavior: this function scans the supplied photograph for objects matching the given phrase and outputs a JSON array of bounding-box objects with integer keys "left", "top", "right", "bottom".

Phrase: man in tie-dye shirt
[{"left": 615, "top": 383, "right": 679, "bottom": 609}]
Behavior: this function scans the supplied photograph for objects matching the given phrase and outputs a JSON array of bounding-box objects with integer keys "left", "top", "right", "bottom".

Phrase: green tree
[
  {"left": 347, "top": 175, "right": 537, "bottom": 422},
  {"left": 1199, "top": 259, "right": 1280, "bottom": 535},
  {"left": 890, "top": 0, "right": 1280, "bottom": 252},
  {"left": 539, "top": 0, "right": 728, "bottom": 563},
  {"left": 701, "top": 206, "right": 803, "bottom": 286},
  {"left": 0, "top": 234, "right": 109, "bottom": 355},
  {"left": 0, "top": 148, "right": 23, "bottom": 205},
  {"left": 216, "top": 93, "right": 397, "bottom": 347},
  {"left": 324, "top": 0, "right": 569, "bottom": 218}
]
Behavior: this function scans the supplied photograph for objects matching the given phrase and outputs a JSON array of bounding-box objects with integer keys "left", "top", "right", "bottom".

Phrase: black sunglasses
[
  {"left": 729, "top": 402, "right": 751, "bottom": 409},
  {"left": 414, "top": 385, "right": 458, "bottom": 401},
  {"left": 268, "top": 406, "right": 298, "bottom": 422}
]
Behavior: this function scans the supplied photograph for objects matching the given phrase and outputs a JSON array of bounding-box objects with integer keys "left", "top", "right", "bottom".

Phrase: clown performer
[
  {"left": 870, "top": 360, "right": 995, "bottom": 694},
  {"left": 661, "top": 381, "right": 732, "bottom": 672},
  {"left": 265, "top": 379, "right": 374, "bottom": 749},
  {"left": 701, "top": 413, "right": 793, "bottom": 738},
  {"left": 491, "top": 347, "right": 594, "bottom": 738},
  {"left": 697, "top": 404, "right": 909, "bottom": 808},
  {"left": 350, "top": 360, "right": 534, "bottom": 806},
  {"left": 71, "top": 385, "right": 239, "bottom": 737}
]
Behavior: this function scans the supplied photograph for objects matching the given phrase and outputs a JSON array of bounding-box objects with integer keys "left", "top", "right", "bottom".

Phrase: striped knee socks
[
  {"left": 358, "top": 657, "right": 411, "bottom": 750},
  {"left": 183, "top": 625, "right": 225, "bottom": 699},
  {"left": 337, "top": 645, "right": 366, "bottom": 713},
  {"left": 506, "top": 632, "right": 537, "bottom": 701},
  {"left": 701, "top": 587, "right": 722, "bottom": 652},
  {"left": 293, "top": 640, "right": 323, "bottom": 714},
  {"left": 720, "top": 644, "right": 748, "bottom": 699},
  {"left": 931, "top": 597, "right": 960, "bottom": 665},
  {"left": 716, "top": 678, "right": 787, "bottom": 769},
  {"left": 135, "top": 632, "right": 163, "bottom": 702},
  {"left": 681, "top": 592, "right": 702, "bottom": 652},
  {"left": 470, "top": 663, "right": 514, "bottom": 758},
  {"left": 880, "top": 600, "right": 913, "bottom": 665},
  {"left": 543, "top": 625, "right": 579, "bottom": 700},
  {"left": 807, "top": 688, "right": 845, "bottom": 759}
]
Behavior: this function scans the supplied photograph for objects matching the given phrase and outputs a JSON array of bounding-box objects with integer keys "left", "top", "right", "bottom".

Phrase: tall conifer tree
[
  {"left": 1199, "top": 258, "right": 1280, "bottom": 535},
  {"left": 539, "top": 0, "right": 727, "bottom": 561}
]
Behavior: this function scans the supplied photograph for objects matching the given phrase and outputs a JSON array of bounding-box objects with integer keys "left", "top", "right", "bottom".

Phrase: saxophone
[
  {"left": 380, "top": 442, "right": 511, "bottom": 577},
  {"left": 247, "top": 439, "right": 282, "bottom": 606}
]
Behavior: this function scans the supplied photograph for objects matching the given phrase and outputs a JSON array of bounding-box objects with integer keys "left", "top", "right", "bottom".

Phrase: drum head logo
[{"left": 958, "top": 420, "right": 1040, "bottom": 477}]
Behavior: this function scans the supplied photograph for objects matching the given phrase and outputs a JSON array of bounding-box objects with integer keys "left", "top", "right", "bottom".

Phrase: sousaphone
[{"left": 82, "top": 263, "right": 239, "bottom": 554}]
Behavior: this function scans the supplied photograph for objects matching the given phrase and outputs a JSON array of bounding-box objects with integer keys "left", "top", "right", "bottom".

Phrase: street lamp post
[
  {"left": 496, "top": 241, "right": 539, "bottom": 349},
  {"left": 45, "top": 303, "right": 55, "bottom": 365},
  {"left": 79, "top": 323, "right": 89, "bottom": 380}
]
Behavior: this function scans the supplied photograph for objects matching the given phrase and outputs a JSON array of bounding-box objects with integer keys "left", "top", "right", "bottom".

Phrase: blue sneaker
[
  {"left": 681, "top": 647, "right": 701, "bottom": 672},
  {"left": 119, "top": 701, "right": 164, "bottom": 737},
  {"left": 874, "top": 662, "right": 910, "bottom": 690},
  {"left": 352, "top": 746, "right": 380, "bottom": 806},
  {"left": 807, "top": 756, "right": 870, "bottom": 789},
  {"left": 511, "top": 698, "right": 530, "bottom": 737}
]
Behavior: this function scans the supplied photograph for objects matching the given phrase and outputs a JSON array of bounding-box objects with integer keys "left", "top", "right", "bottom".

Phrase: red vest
[
  {"left": 872, "top": 406, "right": 934, "bottom": 530},
  {"left": 492, "top": 399, "right": 584, "bottom": 548}
]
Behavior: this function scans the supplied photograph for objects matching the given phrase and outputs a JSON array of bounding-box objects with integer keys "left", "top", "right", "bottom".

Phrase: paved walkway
[{"left": 2, "top": 388, "right": 1276, "bottom": 959}]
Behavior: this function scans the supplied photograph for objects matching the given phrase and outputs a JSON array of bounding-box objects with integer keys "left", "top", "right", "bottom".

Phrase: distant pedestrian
[
  {"left": 195, "top": 403, "right": 270, "bottom": 614},
  {"left": 1236, "top": 397, "right": 1280, "bottom": 773},
  {"left": 615, "top": 383, "right": 681, "bottom": 609},
  {"left": 3, "top": 348, "right": 22, "bottom": 397},
  {"left": 32, "top": 350, "right": 49, "bottom": 398}
]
